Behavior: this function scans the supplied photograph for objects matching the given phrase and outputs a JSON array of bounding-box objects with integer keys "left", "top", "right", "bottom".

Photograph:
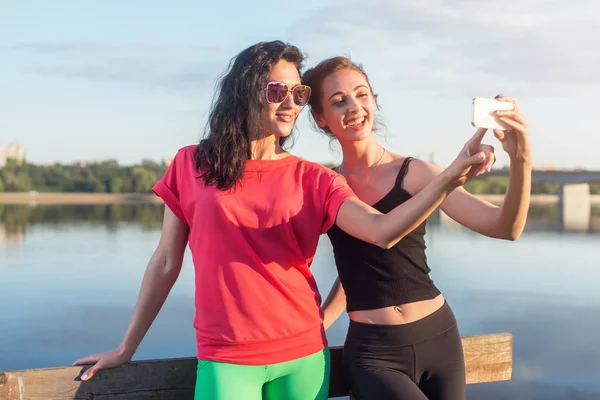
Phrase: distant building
[
  {"left": 533, "top": 164, "right": 556, "bottom": 171},
  {"left": 72, "top": 160, "right": 104, "bottom": 167},
  {"left": 0, "top": 143, "right": 24, "bottom": 168}
]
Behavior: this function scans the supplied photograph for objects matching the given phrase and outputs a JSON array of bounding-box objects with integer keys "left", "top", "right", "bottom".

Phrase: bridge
[
  {"left": 484, "top": 169, "right": 600, "bottom": 185},
  {"left": 478, "top": 169, "right": 600, "bottom": 232}
]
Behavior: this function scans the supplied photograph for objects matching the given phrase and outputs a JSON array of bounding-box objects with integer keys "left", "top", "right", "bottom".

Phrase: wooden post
[{"left": 0, "top": 333, "right": 512, "bottom": 400}]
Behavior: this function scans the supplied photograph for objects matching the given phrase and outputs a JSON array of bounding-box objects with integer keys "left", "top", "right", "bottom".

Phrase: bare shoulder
[
  {"left": 377, "top": 152, "right": 410, "bottom": 183},
  {"left": 403, "top": 158, "right": 445, "bottom": 195},
  {"left": 382, "top": 152, "right": 409, "bottom": 172}
]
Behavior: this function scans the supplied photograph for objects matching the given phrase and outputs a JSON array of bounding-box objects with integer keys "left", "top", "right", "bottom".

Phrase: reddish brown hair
[{"left": 301, "top": 56, "right": 382, "bottom": 136}]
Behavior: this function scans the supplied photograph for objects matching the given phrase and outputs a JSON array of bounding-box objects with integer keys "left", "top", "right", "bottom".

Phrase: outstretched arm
[
  {"left": 406, "top": 159, "right": 531, "bottom": 240},
  {"left": 336, "top": 172, "right": 456, "bottom": 248},
  {"left": 403, "top": 95, "right": 532, "bottom": 240},
  {"left": 335, "top": 129, "right": 489, "bottom": 249},
  {"left": 73, "top": 206, "right": 189, "bottom": 380}
]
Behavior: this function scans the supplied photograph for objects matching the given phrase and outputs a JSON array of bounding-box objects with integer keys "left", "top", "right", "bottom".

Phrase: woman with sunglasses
[
  {"left": 302, "top": 57, "right": 531, "bottom": 400},
  {"left": 73, "top": 42, "right": 492, "bottom": 400}
]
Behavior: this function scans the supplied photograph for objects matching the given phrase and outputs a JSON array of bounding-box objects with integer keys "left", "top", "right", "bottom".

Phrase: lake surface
[{"left": 1, "top": 203, "right": 600, "bottom": 399}]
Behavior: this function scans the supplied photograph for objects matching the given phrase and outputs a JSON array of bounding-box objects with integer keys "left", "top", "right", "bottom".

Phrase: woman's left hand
[
  {"left": 466, "top": 129, "right": 496, "bottom": 176},
  {"left": 493, "top": 94, "right": 532, "bottom": 164}
]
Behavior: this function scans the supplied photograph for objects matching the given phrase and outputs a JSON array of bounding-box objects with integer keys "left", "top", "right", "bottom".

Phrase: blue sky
[{"left": 2, "top": 0, "right": 600, "bottom": 169}]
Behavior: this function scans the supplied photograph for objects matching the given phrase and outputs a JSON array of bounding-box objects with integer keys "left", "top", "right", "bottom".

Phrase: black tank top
[{"left": 327, "top": 157, "right": 440, "bottom": 312}]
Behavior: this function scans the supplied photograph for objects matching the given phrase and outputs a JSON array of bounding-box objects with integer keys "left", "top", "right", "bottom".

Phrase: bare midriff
[{"left": 347, "top": 294, "right": 446, "bottom": 325}]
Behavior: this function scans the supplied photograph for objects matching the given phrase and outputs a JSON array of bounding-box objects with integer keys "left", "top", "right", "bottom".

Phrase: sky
[{"left": 1, "top": 0, "right": 600, "bottom": 169}]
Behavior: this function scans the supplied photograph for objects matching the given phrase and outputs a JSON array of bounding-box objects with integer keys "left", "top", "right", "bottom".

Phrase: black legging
[{"left": 343, "top": 302, "right": 466, "bottom": 400}]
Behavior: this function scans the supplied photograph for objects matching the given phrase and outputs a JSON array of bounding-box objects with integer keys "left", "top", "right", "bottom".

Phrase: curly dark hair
[{"left": 195, "top": 40, "right": 306, "bottom": 190}]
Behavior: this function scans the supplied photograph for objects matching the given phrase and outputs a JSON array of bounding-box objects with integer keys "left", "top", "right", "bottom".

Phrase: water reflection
[
  {"left": 0, "top": 204, "right": 165, "bottom": 243},
  {"left": 2, "top": 203, "right": 600, "bottom": 245},
  {"left": 436, "top": 203, "right": 600, "bottom": 234},
  {"left": 1, "top": 202, "right": 599, "bottom": 399}
]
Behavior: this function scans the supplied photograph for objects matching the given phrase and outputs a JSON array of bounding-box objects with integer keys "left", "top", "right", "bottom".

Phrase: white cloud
[
  {"left": 8, "top": 42, "right": 233, "bottom": 91},
  {"left": 292, "top": 0, "right": 600, "bottom": 95}
]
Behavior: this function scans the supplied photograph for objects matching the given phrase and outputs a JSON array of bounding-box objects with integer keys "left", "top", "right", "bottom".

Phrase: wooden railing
[{"left": 0, "top": 333, "right": 512, "bottom": 399}]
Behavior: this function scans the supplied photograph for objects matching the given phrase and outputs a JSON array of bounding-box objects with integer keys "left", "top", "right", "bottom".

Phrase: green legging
[{"left": 194, "top": 348, "right": 330, "bottom": 400}]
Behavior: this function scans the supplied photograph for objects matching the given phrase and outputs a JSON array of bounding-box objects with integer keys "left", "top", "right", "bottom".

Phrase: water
[{"left": 1, "top": 203, "right": 600, "bottom": 399}]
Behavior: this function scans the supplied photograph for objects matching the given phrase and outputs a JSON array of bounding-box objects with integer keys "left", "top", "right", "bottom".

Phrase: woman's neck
[
  {"left": 249, "top": 134, "right": 288, "bottom": 160},
  {"left": 338, "top": 136, "right": 386, "bottom": 176}
]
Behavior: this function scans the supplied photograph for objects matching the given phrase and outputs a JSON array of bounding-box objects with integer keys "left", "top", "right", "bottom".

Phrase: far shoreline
[
  {"left": 0, "top": 192, "right": 162, "bottom": 205},
  {"left": 1, "top": 192, "right": 599, "bottom": 205}
]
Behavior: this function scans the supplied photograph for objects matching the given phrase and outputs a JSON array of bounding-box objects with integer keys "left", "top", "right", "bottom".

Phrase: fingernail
[
  {"left": 486, "top": 165, "right": 492, "bottom": 172},
  {"left": 478, "top": 153, "right": 485, "bottom": 161},
  {"left": 81, "top": 373, "right": 88, "bottom": 380}
]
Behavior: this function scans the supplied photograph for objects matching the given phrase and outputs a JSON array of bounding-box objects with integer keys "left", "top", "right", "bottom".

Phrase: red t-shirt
[{"left": 152, "top": 145, "right": 355, "bottom": 365}]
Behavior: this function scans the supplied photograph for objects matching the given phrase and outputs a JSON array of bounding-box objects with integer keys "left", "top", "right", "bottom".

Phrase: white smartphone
[{"left": 471, "top": 97, "right": 514, "bottom": 130}]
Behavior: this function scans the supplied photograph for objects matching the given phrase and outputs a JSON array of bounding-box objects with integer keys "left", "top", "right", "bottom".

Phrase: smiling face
[
  {"left": 312, "top": 68, "right": 376, "bottom": 142},
  {"left": 259, "top": 59, "right": 307, "bottom": 139}
]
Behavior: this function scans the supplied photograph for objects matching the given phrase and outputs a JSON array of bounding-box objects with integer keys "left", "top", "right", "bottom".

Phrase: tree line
[
  {"left": 0, "top": 160, "right": 599, "bottom": 195},
  {"left": 0, "top": 159, "right": 168, "bottom": 194}
]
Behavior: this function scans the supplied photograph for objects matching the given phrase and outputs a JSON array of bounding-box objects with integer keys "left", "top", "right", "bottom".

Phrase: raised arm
[
  {"left": 403, "top": 95, "right": 531, "bottom": 240},
  {"left": 73, "top": 206, "right": 189, "bottom": 380},
  {"left": 336, "top": 129, "right": 489, "bottom": 249},
  {"left": 406, "top": 159, "right": 530, "bottom": 240}
]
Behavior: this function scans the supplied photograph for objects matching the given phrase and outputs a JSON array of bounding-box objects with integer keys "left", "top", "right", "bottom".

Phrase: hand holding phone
[{"left": 471, "top": 97, "right": 515, "bottom": 130}]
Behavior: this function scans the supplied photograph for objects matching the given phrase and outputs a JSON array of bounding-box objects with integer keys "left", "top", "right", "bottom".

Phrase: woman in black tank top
[{"left": 302, "top": 58, "right": 532, "bottom": 400}]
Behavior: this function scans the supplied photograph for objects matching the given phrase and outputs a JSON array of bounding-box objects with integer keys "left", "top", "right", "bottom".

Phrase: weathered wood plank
[
  {"left": 0, "top": 358, "right": 196, "bottom": 400},
  {"left": 0, "top": 333, "right": 512, "bottom": 400},
  {"left": 463, "top": 333, "right": 513, "bottom": 384}
]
